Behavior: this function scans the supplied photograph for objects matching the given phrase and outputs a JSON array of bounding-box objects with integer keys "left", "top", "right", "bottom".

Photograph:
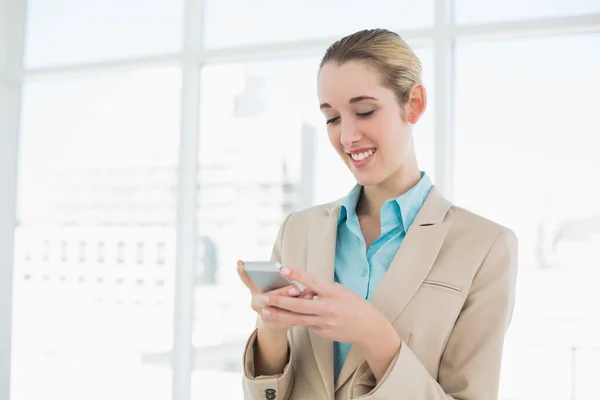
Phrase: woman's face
[{"left": 317, "top": 61, "right": 426, "bottom": 187}]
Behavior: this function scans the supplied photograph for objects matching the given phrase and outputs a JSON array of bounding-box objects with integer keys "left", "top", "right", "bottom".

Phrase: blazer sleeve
[
  {"left": 241, "top": 213, "right": 296, "bottom": 400},
  {"left": 349, "top": 229, "right": 519, "bottom": 400}
]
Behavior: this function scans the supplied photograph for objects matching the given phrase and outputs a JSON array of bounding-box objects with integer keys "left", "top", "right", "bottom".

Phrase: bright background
[{"left": 1, "top": 1, "right": 600, "bottom": 399}]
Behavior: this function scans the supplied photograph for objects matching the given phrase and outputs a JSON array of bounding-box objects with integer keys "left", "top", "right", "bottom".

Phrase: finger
[
  {"left": 251, "top": 285, "right": 301, "bottom": 312},
  {"left": 236, "top": 260, "right": 260, "bottom": 294},
  {"left": 266, "top": 284, "right": 302, "bottom": 297},
  {"left": 279, "top": 267, "right": 333, "bottom": 296},
  {"left": 267, "top": 294, "right": 326, "bottom": 315},
  {"left": 261, "top": 306, "right": 321, "bottom": 327}
]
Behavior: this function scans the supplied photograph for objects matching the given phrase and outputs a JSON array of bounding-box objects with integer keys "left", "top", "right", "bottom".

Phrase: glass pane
[
  {"left": 24, "top": 0, "right": 184, "bottom": 68},
  {"left": 202, "top": 0, "right": 434, "bottom": 49},
  {"left": 192, "top": 58, "right": 319, "bottom": 400},
  {"left": 11, "top": 67, "right": 181, "bottom": 400},
  {"left": 454, "top": 34, "right": 600, "bottom": 399},
  {"left": 192, "top": 49, "right": 434, "bottom": 398},
  {"left": 455, "top": 0, "right": 600, "bottom": 24}
]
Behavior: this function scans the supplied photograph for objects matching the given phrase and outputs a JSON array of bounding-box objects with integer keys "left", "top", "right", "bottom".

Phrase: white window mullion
[
  {"left": 434, "top": 0, "right": 456, "bottom": 199},
  {"left": 173, "top": 0, "right": 204, "bottom": 399},
  {"left": 0, "top": 0, "right": 26, "bottom": 398}
]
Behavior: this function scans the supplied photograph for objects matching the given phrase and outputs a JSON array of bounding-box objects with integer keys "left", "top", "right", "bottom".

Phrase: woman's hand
[
  {"left": 259, "top": 267, "right": 393, "bottom": 348},
  {"left": 236, "top": 260, "right": 317, "bottom": 332}
]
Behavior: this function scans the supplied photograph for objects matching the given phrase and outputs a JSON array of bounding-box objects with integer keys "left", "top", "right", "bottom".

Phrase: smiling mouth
[{"left": 348, "top": 148, "right": 376, "bottom": 161}]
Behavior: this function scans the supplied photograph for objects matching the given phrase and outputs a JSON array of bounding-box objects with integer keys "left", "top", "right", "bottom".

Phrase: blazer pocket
[{"left": 421, "top": 280, "right": 462, "bottom": 296}]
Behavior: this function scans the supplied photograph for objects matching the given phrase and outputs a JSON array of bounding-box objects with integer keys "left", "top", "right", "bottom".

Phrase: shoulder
[
  {"left": 446, "top": 204, "right": 517, "bottom": 248},
  {"left": 271, "top": 200, "right": 341, "bottom": 263},
  {"left": 424, "top": 186, "right": 516, "bottom": 254},
  {"left": 273, "top": 200, "right": 341, "bottom": 245},
  {"left": 446, "top": 205, "right": 518, "bottom": 288},
  {"left": 284, "top": 199, "right": 341, "bottom": 226}
]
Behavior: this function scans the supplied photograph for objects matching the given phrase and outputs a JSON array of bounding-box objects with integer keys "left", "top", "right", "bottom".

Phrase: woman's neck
[{"left": 357, "top": 164, "right": 422, "bottom": 220}]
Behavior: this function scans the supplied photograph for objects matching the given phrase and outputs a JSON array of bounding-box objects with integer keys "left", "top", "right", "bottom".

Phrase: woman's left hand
[{"left": 258, "top": 266, "right": 390, "bottom": 347}]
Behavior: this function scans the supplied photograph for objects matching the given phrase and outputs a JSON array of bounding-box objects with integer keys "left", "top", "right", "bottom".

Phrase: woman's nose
[{"left": 340, "top": 120, "right": 361, "bottom": 147}]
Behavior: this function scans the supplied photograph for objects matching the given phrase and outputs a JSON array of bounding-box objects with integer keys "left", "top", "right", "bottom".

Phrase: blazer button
[{"left": 265, "top": 388, "right": 276, "bottom": 399}]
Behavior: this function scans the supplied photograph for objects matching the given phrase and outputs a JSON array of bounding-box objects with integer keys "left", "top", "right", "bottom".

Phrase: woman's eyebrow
[{"left": 320, "top": 95, "right": 379, "bottom": 110}]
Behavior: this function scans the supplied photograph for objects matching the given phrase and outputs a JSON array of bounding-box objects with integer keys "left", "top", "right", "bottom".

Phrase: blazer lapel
[
  {"left": 334, "top": 187, "right": 452, "bottom": 391},
  {"left": 306, "top": 202, "right": 339, "bottom": 400}
]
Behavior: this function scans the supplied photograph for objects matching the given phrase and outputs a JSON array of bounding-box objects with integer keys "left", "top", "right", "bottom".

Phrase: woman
[{"left": 237, "top": 28, "right": 517, "bottom": 400}]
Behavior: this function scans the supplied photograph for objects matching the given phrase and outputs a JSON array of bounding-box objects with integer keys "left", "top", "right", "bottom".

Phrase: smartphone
[{"left": 243, "top": 261, "right": 305, "bottom": 293}]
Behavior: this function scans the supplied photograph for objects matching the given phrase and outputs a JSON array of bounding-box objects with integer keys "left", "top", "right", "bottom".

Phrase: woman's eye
[
  {"left": 326, "top": 111, "right": 373, "bottom": 125},
  {"left": 357, "top": 110, "right": 375, "bottom": 118}
]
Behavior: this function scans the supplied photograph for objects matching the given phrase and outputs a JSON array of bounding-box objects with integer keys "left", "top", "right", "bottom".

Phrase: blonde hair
[{"left": 319, "top": 29, "right": 423, "bottom": 119}]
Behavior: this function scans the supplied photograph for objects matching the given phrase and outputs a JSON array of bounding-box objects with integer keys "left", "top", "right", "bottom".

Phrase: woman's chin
[{"left": 352, "top": 172, "right": 383, "bottom": 187}]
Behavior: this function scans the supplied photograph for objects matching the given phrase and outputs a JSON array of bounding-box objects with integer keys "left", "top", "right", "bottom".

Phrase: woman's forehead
[{"left": 318, "top": 62, "right": 389, "bottom": 105}]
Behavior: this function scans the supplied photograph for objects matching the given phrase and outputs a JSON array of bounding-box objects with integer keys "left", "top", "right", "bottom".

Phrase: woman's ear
[{"left": 407, "top": 84, "right": 427, "bottom": 124}]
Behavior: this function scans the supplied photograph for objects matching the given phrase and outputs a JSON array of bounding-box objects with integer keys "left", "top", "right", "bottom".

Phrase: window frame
[{"left": 2, "top": 0, "right": 599, "bottom": 399}]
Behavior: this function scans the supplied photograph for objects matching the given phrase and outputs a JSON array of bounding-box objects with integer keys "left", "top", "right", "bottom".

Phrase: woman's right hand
[{"left": 237, "top": 260, "right": 315, "bottom": 332}]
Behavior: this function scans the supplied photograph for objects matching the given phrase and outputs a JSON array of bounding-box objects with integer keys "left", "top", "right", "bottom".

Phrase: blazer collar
[{"left": 324, "top": 185, "right": 449, "bottom": 225}]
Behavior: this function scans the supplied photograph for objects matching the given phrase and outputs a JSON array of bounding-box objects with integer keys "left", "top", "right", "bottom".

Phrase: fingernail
[
  {"left": 303, "top": 293, "right": 312, "bottom": 299},
  {"left": 259, "top": 295, "right": 270, "bottom": 304},
  {"left": 288, "top": 287, "right": 298, "bottom": 295},
  {"left": 262, "top": 308, "right": 271, "bottom": 316},
  {"left": 280, "top": 267, "right": 291, "bottom": 276}
]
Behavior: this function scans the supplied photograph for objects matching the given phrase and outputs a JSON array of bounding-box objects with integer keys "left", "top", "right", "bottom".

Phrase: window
[
  {"left": 193, "top": 57, "right": 318, "bottom": 399},
  {"left": 6, "top": 2, "right": 598, "bottom": 400},
  {"left": 78, "top": 241, "right": 86, "bottom": 263},
  {"left": 97, "top": 241, "right": 106, "bottom": 264},
  {"left": 454, "top": 0, "right": 600, "bottom": 24},
  {"left": 117, "top": 241, "right": 126, "bottom": 264},
  {"left": 136, "top": 242, "right": 145, "bottom": 265},
  {"left": 201, "top": 0, "right": 434, "bottom": 49},
  {"left": 24, "top": 0, "right": 184, "bottom": 68},
  {"left": 60, "top": 240, "right": 68, "bottom": 262},
  {"left": 42, "top": 240, "right": 50, "bottom": 261},
  {"left": 454, "top": 34, "right": 600, "bottom": 269},
  {"left": 157, "top": 242, "right": 166, "bottom": 265},
  {"left": 11, "top": 67, "right": 181, "bottom": 400}
]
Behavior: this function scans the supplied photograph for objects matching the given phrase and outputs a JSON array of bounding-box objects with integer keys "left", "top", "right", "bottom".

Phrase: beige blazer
[{"left": 242, "top": 186, "right": 518, "bottom": 400}]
